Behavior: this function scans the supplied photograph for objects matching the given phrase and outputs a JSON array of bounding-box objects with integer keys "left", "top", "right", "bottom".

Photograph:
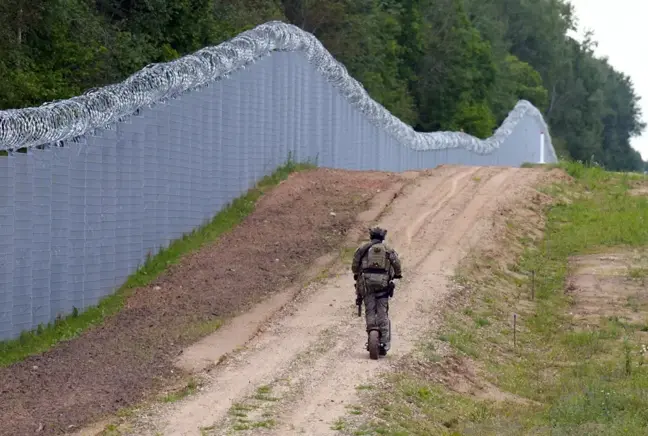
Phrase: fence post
[{"left": 513, "top": 313, "right": 517, "bottom": 348}]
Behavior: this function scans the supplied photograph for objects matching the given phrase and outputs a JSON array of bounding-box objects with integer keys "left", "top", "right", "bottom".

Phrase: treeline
[{"left": 0, "top": 0, "right": 644, "bottom": 171}]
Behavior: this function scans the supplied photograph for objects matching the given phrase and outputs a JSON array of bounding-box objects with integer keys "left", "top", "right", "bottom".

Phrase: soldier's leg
[
  {"left": 364, "top": 292, "right": 378, "bottom": 332},
  {"left": 376, "top": 297, "right": 390, "bottom": 350}
]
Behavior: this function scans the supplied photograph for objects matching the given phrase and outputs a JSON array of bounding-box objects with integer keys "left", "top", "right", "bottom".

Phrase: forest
[{"left": 0, "top": 0, "right": 645, "bottom": 171}]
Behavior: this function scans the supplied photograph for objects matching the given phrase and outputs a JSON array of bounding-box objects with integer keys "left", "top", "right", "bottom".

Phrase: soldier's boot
[
  {"left": 379, "top": 320, "right": 391, "bottom": 355},
  {"left": 365, "top": 328, "right": 379, "bottom": 351}
]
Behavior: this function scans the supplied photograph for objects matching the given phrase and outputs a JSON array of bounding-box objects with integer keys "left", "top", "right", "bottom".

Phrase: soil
[
  {"left": 0, "top": 168, "right": 400, "bottom": 436},
  {"left": 111, "top": 165, "right": 555, "bottom": 436},
  {"left": 568, "top": 250, "right": 648, "bottom": 326}
]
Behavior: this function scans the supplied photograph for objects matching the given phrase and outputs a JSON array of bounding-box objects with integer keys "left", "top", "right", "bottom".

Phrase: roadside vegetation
[
  {"left": 339, "top": 161, "right": 648, "bottom": 435},
  {"left": 0, "top": 158, "right": 314, "bottom": 367}
]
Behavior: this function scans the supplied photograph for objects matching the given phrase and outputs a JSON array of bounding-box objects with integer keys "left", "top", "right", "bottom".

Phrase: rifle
[
  {"left": 357, "top": 273, "right": 371, "bottom": 317},
  {"left": 355, "top": 279, "right": 363, "bottom": 317}
]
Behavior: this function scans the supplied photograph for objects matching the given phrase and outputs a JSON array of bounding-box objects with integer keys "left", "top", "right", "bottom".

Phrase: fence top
[{"left": 0, "top": 21, "right": 555, "bottom": 160}]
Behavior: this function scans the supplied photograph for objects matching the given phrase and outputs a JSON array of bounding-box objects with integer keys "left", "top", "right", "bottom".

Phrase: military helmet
[{"left": 369, "top": 226, "right": 387, "bottom": 241}]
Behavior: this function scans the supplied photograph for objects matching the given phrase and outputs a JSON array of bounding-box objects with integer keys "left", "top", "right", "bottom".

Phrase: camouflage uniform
[{"left": 351, "top": 231, "right": 402, "bottom": 352}]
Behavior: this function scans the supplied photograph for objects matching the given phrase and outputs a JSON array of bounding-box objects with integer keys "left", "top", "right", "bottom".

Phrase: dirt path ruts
[{"left": 124, "top": 165, "right": 547, "bottom": 436}]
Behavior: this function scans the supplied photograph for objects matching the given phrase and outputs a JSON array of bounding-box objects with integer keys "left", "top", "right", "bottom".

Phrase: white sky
[{"left": 567, "top": 0, "right": 648, "bottom": 160}]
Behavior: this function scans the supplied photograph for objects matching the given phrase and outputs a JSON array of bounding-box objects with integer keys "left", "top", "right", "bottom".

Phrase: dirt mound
[{"left": 0, "top": 168, "right": 400, "bottom": 436}]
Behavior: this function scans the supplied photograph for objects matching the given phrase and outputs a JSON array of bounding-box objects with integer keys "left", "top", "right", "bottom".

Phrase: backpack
[{"left": 362, "top": 243, "right": 391, "bottom": 291}]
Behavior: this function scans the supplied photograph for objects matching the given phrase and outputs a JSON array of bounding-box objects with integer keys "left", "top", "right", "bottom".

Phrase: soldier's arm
[
  {"left": 351, "top": 244, "right": 366, "bottom": 274},
  {"left": 388, "top": 249, "right": 402, "bottom": 276}
]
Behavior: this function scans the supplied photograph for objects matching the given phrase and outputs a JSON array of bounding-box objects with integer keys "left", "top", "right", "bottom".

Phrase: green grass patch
[
  {"left": 331, "top": 418, "right": 347, "bottom": 431},
  {"left": 226, "top": 384, "right": 282, "bottom": 432},
  {"left": 351, "top": 374, "right": 504, "bottom": 435},
  {"left": 99, "top": 423, "right": 122, "bottom": 436},
  {"left": 251, "top": 419, "right": 276, "bottom": 428},
  {"left": 628, "top": 266, "right": 648, "bottom": 279},
  {"left": 161, "top": 377, "right": 200, "bottom": 403},
  {"left": 199, "top": 425, "right": 216, "bottom": 435},
  {"left": 229, "top": 402, "right": 257, "bottom": 417},
  {"left": 253, "top": 384, "right": 280, "bottom": 402},
  {"left": 356, "top": 384, "right": 375, "bottom": 391},
  {"left": 0, "top": 156, "right": 315, "bottom": 367},
  {"left": 345, "top": 161, "right": 648, "bottom": 435}
]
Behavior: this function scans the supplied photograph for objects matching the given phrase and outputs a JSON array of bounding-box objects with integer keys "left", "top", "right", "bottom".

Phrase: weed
[
  {"left": 253, "top": 384, "right": 279, "bottom": 401},
  {"left": 161, "top": 377, "right": 199, "bottom": 403},
  {"left": 100, "top": 424, "right": 121, "bottom": 436},
  {"left": 256, "top": 384, "right": 271, "bottom": 394},
  {"left": 199, "top": 425, "right": 215, "bottom": 435},
  {"left": 346, "top": 404, "right": 363, "bottom": 415},
  {"left": 230, "top": 402, "right": 256, "bottom": 416},
  {"left": 475, "top": 318, "right": 490, "bottom": 328},
  {"left": 331, "top": 418, "right": 346, "bottom": 430},
  {"left": 252, "top": 419, "right": 276, "bottom": 428},
  {"left": 227, "top": 387, "right": 279, "bottom": 432},
  {"left": 356, "top": 384, "right": 374, "bottom": 390},
  {"left": 115, "top": 407, "right": 137, "bottom": 418},
  {"left": 628, "top": 266, "right": 648, "bottom": 280}
]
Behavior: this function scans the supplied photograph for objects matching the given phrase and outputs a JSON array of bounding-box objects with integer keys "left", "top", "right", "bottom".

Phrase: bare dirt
[
  {"left": 111, "top": 165, "right": 553, "bottom": 436},
  {"left": 0, "top": 168, "right": 399, "bottom": 436},
  {"left": 568, "top": 250, "right": 648, "bottom": 326}
]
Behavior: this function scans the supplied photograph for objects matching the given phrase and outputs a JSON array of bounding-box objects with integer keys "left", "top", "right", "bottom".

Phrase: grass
[
  {"left": 0, "top": 156, "right": 315, "bottom": 367},
  {"left": 220, "top": 384, "right": 282, "bottom": 433},
  {"left": 232, "top": 419, "right": 276, "bottom": 431},
  {"left": 331, "top": 418, "right": 347, "bottom": 431},
  {"left": 253, "top": 384, "right": 280, "bottom": 402},
  {"left": 356, "top": 384, "right": 375, "bottom": 391},
  {"left": 161, "top": 377, "right": 200, "bottom": 403},
  {"left": 199, "top": 425, "right": 216, "bottom": 435},
  {"left": 99, "top": 424, "right": 122, "bottom": 436},
  {"left": 343, "top": 161, "right": 648, "bottom": 435}
]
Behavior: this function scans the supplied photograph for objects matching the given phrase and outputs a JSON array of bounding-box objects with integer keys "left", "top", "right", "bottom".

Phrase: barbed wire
[{"left": 0, "top": 21, "right": 554, "bottom": 160}]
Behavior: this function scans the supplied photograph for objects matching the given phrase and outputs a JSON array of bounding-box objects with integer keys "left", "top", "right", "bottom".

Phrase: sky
[{"left": 567, "top": 0, "right": 648, "bottom": 160}]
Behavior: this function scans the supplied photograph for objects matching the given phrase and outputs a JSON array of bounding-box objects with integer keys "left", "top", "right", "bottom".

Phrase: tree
[{"left": 0, "top": 0, "right": 643, "bottom": 170}]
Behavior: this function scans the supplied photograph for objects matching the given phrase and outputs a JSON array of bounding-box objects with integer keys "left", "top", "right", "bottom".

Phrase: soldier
[{"left": 352, "top": 227, "right": 402, "bottom": 355}]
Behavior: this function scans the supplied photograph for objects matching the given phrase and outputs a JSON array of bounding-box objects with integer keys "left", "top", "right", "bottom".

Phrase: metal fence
[{"left": 0, "top": 22, "right": 557, "bottom": 341}]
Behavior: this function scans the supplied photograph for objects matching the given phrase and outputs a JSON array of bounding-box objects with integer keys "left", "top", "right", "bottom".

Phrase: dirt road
[{"left": 120, "top": 165, "right": 547, "bottom": 436}]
